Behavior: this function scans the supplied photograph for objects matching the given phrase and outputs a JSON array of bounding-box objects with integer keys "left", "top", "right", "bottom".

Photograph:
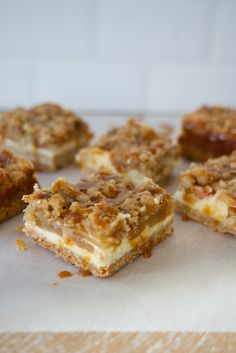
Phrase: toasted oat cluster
[
  {"left": 0, "top": 103, "right": 93, "bottom": 170},
  {"left": 179, "top": 106, "right": 236, "bottom": 162},
  {"left": 175, "top": 151, "right": 236, "bottom": 236},
  {"left": 77, "top": 119, "right": 179, "bottom": 184},
  {"left": 0, "top": 148, "right": 37, "bottom": 223},
  {"left": 23, "top": 172, "right": 174, "bottom": 277}
]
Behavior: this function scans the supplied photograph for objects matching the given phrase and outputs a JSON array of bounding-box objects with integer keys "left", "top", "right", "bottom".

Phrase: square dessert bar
[
  {"left": 76, "top": 120, "right": 179, "bottom": 185},
  {"left": 0, "top": 103, "right": 92, "bottom": 171},
  {"left": 179, "top": 106, "right": 236, "bottom": 162},
  {"left": 175, "top": 151, "right": 236, "bottom": 237},
  {"left": 0, "top": 148, "right": 37, "bottom": 223},
  {"left": 23, "top": 172, "right": 174, "bottom": 277}
]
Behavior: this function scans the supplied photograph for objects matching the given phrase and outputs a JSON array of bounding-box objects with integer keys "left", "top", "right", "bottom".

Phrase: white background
[{"left": 0, "top": 0, "right": 236, "bottom": 113}]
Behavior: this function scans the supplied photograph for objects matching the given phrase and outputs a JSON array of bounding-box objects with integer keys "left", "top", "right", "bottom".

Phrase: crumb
[
  {"left": 17, "top": 225, "right": 24, "bottom": 233},
  {"left": 15, "top": 237, "right": 28, "bottom": 251},
  {"left": 52, "top": 282, "right": 59, "bottom": 286},
  {"left": 58, "top": 271, "right": 73, "bottom": 279}
]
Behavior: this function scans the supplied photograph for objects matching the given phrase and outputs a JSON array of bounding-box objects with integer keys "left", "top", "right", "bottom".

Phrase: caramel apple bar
[
  {"left": 23, "top": 172, "right": 174, "bottom": 277},
  {"left": 76, "top": 120, "right": 179, "bottom": 185},
  {"left": 179, "top": 106, "right": 236, "bottom": 162},
  {"left": 0, "top": 103, "right": 92, "bottom": 171},
  {"left": 175, "top": 151, "right": 236, "bottom": 236},
  {"left": 0, "top": 148, "right": 37, "bottom": 223}
]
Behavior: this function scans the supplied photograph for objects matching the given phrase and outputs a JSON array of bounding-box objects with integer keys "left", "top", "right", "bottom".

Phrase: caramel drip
[
  {"left": 58, "top": 271, "right": 73, "bottom": 279},
  {"left": 79, "top": 269, "right": 92, "bottom": 277}
]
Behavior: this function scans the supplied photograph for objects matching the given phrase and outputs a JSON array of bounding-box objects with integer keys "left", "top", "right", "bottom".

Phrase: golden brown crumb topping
[
  {"left": 95, "top": 119, "right": 178, "bottom": 175},
  {"left": 179, "top": 151, "right": 236, "bottom": 197},
  {"left": 15, "top": 237, "right": 28, "bottom": 251},
  {"left": 0, "top": 103, "right": 92, "bottom": 147},
  {"left": 0, "top": 148, "right": 37, "bottom": 196},
  {"left": 182, "top": 106, "right": 236, "bottom": 138},
  {"left": 24, "top": 172, "right": 173, "bottom": 247}
]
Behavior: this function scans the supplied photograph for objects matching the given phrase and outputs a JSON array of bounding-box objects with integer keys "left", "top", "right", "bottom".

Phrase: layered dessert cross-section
[
  {"left": 179, "top": 106, "right": 236, "bottom": 162},
  {"left": 175, "top": 151, "right": 236, "bottom": 237},
  {"left": 0, "top": 103, "right": 93, "bottom": 171},
  {"left": 0, "top": 148, "right": 37, "bottom": 223},
  {"left": 76, "top": 119, "right": 179, "bottom": 185},
  {"left": 23, "top": 172, "right": 174, "bottom": 277}
]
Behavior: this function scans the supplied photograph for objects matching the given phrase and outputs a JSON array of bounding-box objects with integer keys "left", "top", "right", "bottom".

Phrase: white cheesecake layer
[
  {"left": 77, "top": 147, "right": 116, "bottom": 173},
  {"left": 175, "top": 189, "right": 228, "bottom": 221},
  {"left": 78, "top": 147, "right": 148, "bottom": 183},
  {"left": 25, "top": 215, "right": 173, "bottom": 269},
  {"left": 4, "top": 138, "right": 77, "bottom": 158}
]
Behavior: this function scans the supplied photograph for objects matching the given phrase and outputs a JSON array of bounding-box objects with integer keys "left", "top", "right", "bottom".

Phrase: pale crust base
[
  {"left": 25, "top": 224, "right": 173, "bottom": 277},
  {"left": 175, "top": 199, "right": 236, "bottom": 237}
]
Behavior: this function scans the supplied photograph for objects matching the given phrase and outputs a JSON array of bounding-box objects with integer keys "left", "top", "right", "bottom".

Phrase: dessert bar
[
  {"left": 76, "top": 120, "right": 179, "bottom": 185},
  {"left": 175, "top": 151, "right": 236, "bottom": 236},
  {"left": 179, "top": 106, "right": 236, "bottom": 162},
  {"left": 0, "top": 148, "right": 37, "bottom": 223},
  {"left": 0, "top": 103, "right": 92, "bottom": 171},
  {"left": 23, "top": 172, "right": 174, "bottom": 277}
]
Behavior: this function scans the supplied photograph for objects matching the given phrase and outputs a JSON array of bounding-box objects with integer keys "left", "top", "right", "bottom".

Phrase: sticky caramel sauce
[
  {"left": 58, "top": 270, "right": 73, "bottom": 279},
  {"left": 65, "top": 238, "right": 74, "bottom": 246},
  {"left": 183, "top": 192, "right": 196, "bottom": 206},
  {"left": 202, "top": 205, "right": 211, "bottom": 217},
  {"left": 79, "top": 269, "right": 92, "bottom": 277},
  {"left": 181, "top": 213, "right": 190, "bottom": 222},
  {"left": 142, "top": 247, "right": 153, "bottom": 258},
  {"left": 180, "top": 128, "right": 236, "bottom": 161}
]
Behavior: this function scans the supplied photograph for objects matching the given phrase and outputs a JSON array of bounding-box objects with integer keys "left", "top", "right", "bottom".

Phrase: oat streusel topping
[
  {"left": 24, "top": 172, "right": 173, "bottom": 247},
  {"left": 0, "top": 103, "right": 92, "bottom": 147},
  {"left": 179, "top": 151, "right": 236, "bottom": 196},
  {"left": 96, "top": 119, "right": 178, "bottom": 174},
  {"left": 183, "top": 106, "right": 236, "bottom": 138},
  {"left": 0, "top": 148, "right": 36, "bottom": 196}
]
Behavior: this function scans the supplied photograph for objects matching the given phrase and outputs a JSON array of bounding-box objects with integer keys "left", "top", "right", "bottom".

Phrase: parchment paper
[{"left": 1, "top": 116, "right": 236, "bottom": 331}]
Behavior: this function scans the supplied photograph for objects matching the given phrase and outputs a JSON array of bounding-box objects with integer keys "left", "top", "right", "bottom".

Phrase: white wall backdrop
[{"left": 0, "top": 0, "right": 235, "bottom": 113}]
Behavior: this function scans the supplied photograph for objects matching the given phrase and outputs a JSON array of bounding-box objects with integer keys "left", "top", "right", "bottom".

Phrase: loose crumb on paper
[
  {"left": 52, "top": 282, "right": 59, "bottom": 286},
  {"left": 16, "top": 224, "right": 24, "bottom": 233},
  {"left": 15, "top": 237, "right": 28, "bottom": 251},
  {"left": 58, "top": 271, "right": 73, "bottom": 279}
]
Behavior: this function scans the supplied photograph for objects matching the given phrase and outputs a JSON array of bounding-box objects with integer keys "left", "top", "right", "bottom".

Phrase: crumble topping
[
  {"left": 178, "top": 151, "right": 236, "bottom": 204},
  {"left": 80, "top": 119, "right": 179, "bottom": 179},
  {"left": 182, "top": 106, "right": 236, "bottom": 138},
  {"left": 0, "top": 103, "right": 92, "bottom": 148},
  {"left": 23, "top": 172, "right": 173, "bottom": 247},
  {"left": 0, "top": 148, "right": 36, "bottom": 196}
]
